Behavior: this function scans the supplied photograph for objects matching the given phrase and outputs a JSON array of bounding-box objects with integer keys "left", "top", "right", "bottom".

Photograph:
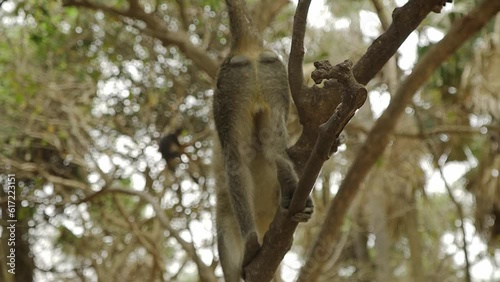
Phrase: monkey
[
  {"left": 212, "top": 0, "right": 313, "bottom": 281},
  {"left": 159, "top": 128, "right": 183, "bottom": 172}
]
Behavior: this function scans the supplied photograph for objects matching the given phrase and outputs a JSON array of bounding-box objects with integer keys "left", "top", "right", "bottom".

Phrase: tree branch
[
  {"left": 298, "top": 1, "right": 500, "bottom": 281},
  {"left": 288, "top": 0, "right": 309, "bottom": 106},
  {"left": 350, "top": 123, "right": 484, "bottom": 139},
  {"left": 106, "top": 186, "right": 218, "bottom": 282},
  {"left": 412, "top": 107, "right": 473, "bottom": 282},
  {"left": 250, "top": 0, "right": 290, "bottom": 33},
  {"left": 244, "top": 60, "right": 366, "bottom": 282},
  {"left": 288, "top": 0, "right": 455, "bottom": 171},
  {"left": 63, "top": 0, "right": 219, "bottom": 78},
  {"left": 353, "top": 0, "right": 446, "bottom": 85},
  {"left": 289, "top": 60, "right": 367, "bottom": 214},
  {"left": 0, "top": 157, "right": 89, "bottom": 191},
  {"left": 371, "top": 0, "right": 391, "bottom": 31},
  {"left": 175, "top": 0, "right": 190, "bottom": 31},
  {"left": 113, "top": 195, "right": 165, "bottom": 275},
  {"left": 371, "top": 0, "right": 399, "bottom": 92}
]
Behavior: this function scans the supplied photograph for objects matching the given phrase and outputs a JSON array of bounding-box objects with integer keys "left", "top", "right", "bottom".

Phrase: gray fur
[{"left": 213, "top": 49, "right": 296, "bottom": 281}]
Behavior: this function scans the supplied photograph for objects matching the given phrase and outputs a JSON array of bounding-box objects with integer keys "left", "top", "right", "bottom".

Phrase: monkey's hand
[
  {"left": 281, "top": 196, "right": 314, "bottom": 223},
  {"left": 241, "top": 232, "right": 260, "bottom": 278},
  {"left": 276, "top": 157, "right": 314, "bottom": 223}
]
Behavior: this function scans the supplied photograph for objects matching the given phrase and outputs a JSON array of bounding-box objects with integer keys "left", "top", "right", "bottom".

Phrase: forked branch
[{"left": 298, "top": 1, "right": 500, "bottom": 281}]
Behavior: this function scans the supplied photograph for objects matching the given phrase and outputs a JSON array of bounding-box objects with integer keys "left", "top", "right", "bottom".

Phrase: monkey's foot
[
  {"left": 241, "top": 232, "right": 261, "bottom": 278},
  {"left": 282, "top": 197, "right": 314, "bottom": 222},
  {"left": 292, "top": 198, "right": 314, "bottom": 222}
]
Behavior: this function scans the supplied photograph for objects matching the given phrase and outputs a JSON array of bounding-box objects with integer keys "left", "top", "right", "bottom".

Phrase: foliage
[{"left": 0, "top": 0, "right": 498, "bottom": 281}]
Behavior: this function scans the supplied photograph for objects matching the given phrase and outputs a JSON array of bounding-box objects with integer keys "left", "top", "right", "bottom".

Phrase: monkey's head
[{"left": 159, "top": 129, "right": 184, "bottom": 170}]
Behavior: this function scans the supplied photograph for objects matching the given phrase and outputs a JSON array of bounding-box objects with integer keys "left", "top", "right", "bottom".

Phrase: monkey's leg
[
  {"left": 259, "top": 110, "right": 313, "bottom": 222},
  {"left": 216, "top": 214, "right": 244, "bottom": 282},
  {"left": 223, "top": 145, "right": 261, "bottom": 274}
]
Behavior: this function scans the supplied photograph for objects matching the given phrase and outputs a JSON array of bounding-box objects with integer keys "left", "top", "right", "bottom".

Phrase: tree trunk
[
  {"left": 369, "top": 183, "right": 392, "bottom": 282},
  {"left": 405, "top": 194, "right": 425, "bottom": 282}
]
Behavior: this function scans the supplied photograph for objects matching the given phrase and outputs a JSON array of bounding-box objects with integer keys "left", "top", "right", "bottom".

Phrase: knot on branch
[
  {"left": 311, "top": 59, "right": 367, "bottom": 110},
  {"left": 312, "top": 59, "right": 367, "bottom": 156},
  {"left": 311, "top": 59, "right": 353, "bottom": 84}
]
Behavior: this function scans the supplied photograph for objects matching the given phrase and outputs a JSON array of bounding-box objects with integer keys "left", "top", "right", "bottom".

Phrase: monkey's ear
[
  {"left": 229, "top": 55, "right": 250, "bottom": 66},
  {"left": 259, "top": 50, "right": 279, "bottom": 63}
]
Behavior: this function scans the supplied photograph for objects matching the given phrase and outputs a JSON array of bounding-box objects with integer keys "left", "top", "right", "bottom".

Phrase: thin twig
[{"left": 288, "top": 0, "right": 310, "bottom": 104}]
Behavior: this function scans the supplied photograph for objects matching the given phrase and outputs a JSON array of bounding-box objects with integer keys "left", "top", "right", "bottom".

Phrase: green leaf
[{"left": 65, "top": 6, "right": 79, "bottom": 21}]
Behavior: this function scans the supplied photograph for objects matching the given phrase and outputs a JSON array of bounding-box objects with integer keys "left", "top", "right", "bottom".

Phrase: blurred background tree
[{"left": 0, "top": 0, "right": 498, "bottom": 281}]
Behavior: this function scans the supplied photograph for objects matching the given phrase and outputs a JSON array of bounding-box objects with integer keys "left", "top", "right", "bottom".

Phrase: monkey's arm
[{"left": 276, "top": 156, "right": 313, "bottom": 222}]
